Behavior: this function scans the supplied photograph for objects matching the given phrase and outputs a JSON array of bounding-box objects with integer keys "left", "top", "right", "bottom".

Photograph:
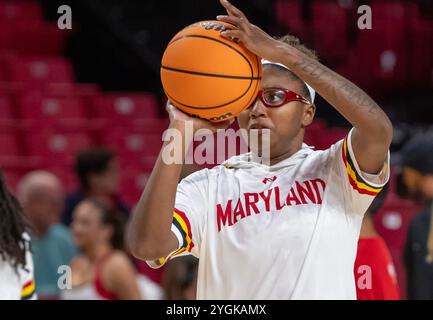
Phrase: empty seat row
[
  {"left": 276, "top": 0, "right": 433, "bottom": 91},
  {"left": 0, "top": 20, "right": 67, "bottom": 55},
  {"left": 0, "top": 120, "right": 168, "bottom": 160},
  {"left": 0, "top": 89, "right": 163, "bottom": 123},
  {"left": 0, "top": 53, "right": 75, "bottom": 84},
  {"left": 0, "top": 1, "right": 42, "bottom": 20}
]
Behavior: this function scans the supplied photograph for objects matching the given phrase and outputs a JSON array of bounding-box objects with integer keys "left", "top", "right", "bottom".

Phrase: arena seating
[
  {"left": 0, "top": 0, "right": 165, "bottom": 196},
  {"left": 0, "top": 1, "right": 42, "bottom": 20},
  {"left": 276, "top": 0, "right": 433, "bottom": 95},
  {"left": 0, "top": 20, "right": 67, "bottom": 55},
  {"left": 0, "top": 95, "right": 14, "bottom": 120},
  {"left": 91, "top": 93, "right": 160, "bottom": 122}
]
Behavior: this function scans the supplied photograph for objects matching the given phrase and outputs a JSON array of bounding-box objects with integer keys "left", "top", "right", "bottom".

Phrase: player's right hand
[{"left": 166, "top": 100, "right": 233, "bottom": 134}]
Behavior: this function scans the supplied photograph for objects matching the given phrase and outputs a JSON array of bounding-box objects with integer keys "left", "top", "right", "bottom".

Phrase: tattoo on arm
[{"left": 292, "top": 57, "right": 380, "bottom": 116}]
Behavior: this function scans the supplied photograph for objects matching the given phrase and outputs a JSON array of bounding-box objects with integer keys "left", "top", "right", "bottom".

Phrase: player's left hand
[{"left": 217, "top": 0, "right": 287, "bottom": 63}]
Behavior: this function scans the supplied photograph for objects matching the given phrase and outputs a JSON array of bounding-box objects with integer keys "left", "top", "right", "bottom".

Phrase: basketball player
[
  {"left": 61, "top": 199, "right": 142, "bottom": 300},
  {"left": 128, "top": 0, "right": 393, "bottom": 299},
  {"left": 0, "top": 172, "right": 36, "bottom": 300}
]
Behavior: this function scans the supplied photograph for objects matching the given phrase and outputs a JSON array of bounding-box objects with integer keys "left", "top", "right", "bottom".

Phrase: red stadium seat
[
  {"left": 275, "top": 0, "right": 306, "bottom": 37},
  {"left": 92, "top": 93, "right": 160, "bottom": 122},
  {"left": 311, "top": 1, "right": 349, "bottom": 64},
  {"left": 23, "top": 127, "right": 93, "bottom": 166},
  {"left": 0, "top": 80, "right": 25, "bottom": 96},
  {"left": 17, "top": 91, "right": 88, "bottom": 125},
  {"left": 0, "top": 19, "right": 62, "bottom": 56},
  {"left": 0, "top": 95, "right": 14, "bottom": 120},
  {"left": 0, "top": 20, "right": 68, "bottom": 55},
  {"left": 336, "top": 1, "right": 409, "bottom": 94},
  {"left": 5, "top": 55, "right": 74, "bottom": 85},
  {"left": 100, "top": 128, "right": 163, "bottom": 161},
  {"left": 0, "top": 129, "right": 21, "bottom": 158},
  {"left": 44, "top": 83, "right": 101, "bottom": 116},
  {"left": 0, "top": 1, "right": 42, "bottom": 20},
  {"left": 407, "top": 3, "right": 433, "bottom": 89}
]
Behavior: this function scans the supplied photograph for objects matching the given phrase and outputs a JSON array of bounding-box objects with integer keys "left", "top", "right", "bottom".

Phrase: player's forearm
[
  {"left": 278, "top": 46, "right": 393, "bottom": 142},
  {"left": 127, "top": 121, "right": 191, "bottom": 258}
]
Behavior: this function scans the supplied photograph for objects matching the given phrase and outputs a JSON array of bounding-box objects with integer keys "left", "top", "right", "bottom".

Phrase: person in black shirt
[
  {"left": 400, "top": 135, "right": 433, "bottom": 299},
  {"left": 62, "top": 148, "right": 129, "bottom": 226}
]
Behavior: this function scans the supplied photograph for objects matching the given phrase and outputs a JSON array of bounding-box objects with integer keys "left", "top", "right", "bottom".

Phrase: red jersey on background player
[{"left": 355, "top": 185, "right": 400, "bottom": 300}]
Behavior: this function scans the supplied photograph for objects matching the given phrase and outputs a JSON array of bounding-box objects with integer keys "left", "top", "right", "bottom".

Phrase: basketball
[{"left": 160, "top": 20, "right": 262, "bottom": 122}]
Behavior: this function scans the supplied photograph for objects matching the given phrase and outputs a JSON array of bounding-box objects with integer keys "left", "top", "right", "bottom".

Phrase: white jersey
[
  {"left": 147, "top": 129, "right": 390, "bottom": 299},
  {"left": 0, "top": 233, "right": 36, "bottom": 300}
]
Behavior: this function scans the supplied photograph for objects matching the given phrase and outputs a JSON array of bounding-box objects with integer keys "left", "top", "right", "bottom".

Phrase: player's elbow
[
  {"left": 126, "top": 227, "right": 151, "bottom": 260},
  {"left": 127, "top": 236, "right": 159, "bottom": 261},
  {"left": 127, "top": 228, "right": 170, "bottom": 261},
  {"left": 378, "top": 116, "right": 393, "bottom": 146},
  {"left": 367, "top": 112, "right": 393, "bottom": 146}
]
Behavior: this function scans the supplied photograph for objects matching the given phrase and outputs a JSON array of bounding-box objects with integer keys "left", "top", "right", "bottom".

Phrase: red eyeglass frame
[{"left": 255, "top": 88, "right": 311, "bottom": 108}]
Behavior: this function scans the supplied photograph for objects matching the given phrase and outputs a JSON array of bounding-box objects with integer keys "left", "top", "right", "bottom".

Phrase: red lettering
[
  {"left": 244, "top": 193, "right": 260, "bottom": 216},
  {"left": 286, "top": 187, "right": 302, "bottom": 206},
  {"left": 233, "top": 198, "right": 246, "bottom": 223},
  {"left": 259, "top": 189, "right": 273, "bottom": 212},
  {"left": 296, "top": 181, "right": 317, "bottom": 204},
  {"left": 216, "top": 200, "right": 233, "bottom": 232},
  {"left": 310, "top": 178, "right": 326, "bottom": 204},
  {"left": 274, "top": 187, "right": 285, "bottom": 210}
]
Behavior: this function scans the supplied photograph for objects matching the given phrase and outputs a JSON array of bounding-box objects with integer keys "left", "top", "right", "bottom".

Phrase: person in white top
[
  {"left": 0, "top": 173, "right": 36, "bottom": 300},
  {"left": 127, "top": 0, "right": 393, "bottom": 299}
]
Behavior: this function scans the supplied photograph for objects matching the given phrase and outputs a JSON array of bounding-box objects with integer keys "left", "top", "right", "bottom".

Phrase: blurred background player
[
  {"left": 401, "top": 135, "right": 433, "bottom": 299},
  {"left": 61, "top": 198, "right": 141, "bottom": 300},
  {"left": 0, "top": 172, "right": 36, "bottom": 300},
  {"left": 17, "top": 170, "right": 77, "bottom": 299},
  {"left": 354, "top": 184, "right": 400, "bottom": 300},
  {"left": 162, "top": 256, "right": 198, "bottom": 300},
  {"left": 62, "top": 148, "right": 129, "bottom": 226}
]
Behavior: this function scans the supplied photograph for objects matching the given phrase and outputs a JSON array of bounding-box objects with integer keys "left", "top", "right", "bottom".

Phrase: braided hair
[{"left": 0, "top": 171, "right": 29, "bottom": 271}]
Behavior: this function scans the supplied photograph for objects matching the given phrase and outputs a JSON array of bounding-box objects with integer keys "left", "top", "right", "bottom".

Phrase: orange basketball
[{"left": 161, "top": 21, "right": 262, "bottom": 122}]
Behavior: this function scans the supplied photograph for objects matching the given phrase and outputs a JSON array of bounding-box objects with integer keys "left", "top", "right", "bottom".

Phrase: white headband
[{"left": 261, "top": 59, "right": 315, "bottom": 103}]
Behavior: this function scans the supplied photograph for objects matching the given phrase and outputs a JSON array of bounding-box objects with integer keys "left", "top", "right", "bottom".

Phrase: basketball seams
[
  {"left": 240, "top": 55, "right": 261, "bottom": 113},
  {"left": 161, "top": 25, "right": 262, "bottom": 119},
  {"left": 162, "top": 34, "right": 259, "bottom": 111},
  {"left": 160, "top": 65, "right": 261, "bottom": 80},
  {"left": 165, "top": 35, "right": 257, "bottom": 79},
  {"left": 163, "top": 81, "right": 259, "bottom": 110}
]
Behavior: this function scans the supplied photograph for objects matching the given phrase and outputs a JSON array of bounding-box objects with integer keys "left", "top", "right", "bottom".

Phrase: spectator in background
[
  {"left": 354, "top": 185, "right": 400, "bottom": 300},
  {"left": 17, "top": 171, "right": 77, "bottom": 299},
  {"left": 61, "top": 198, "right": 141, "bottom": 300},
  {"left": 0, "top": 171, "right": 36, "bottom": 300},
  {"left": 162, "top": 256, "right": 198, "bottom": 300},
  {"left": 401, "top": 135, "right": 433, "bottom": 299},
  {"left": 62, "top": 147, "right": 129, "bottom": 226}
]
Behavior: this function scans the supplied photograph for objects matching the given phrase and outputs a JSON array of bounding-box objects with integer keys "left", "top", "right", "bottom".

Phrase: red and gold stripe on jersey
[
  {"left": 342, "top": 136, "right": 383, "bottom": 196},
  {"left": 21, "top": 279, "right": 36, "bottom": 300},
  {"left": 151, "top": 208, "right": 195, "bottom": 268}
]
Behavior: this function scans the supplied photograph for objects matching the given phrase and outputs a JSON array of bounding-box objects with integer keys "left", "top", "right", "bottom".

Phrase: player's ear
[{"left": 302, "top": 103, "right": 315, "bottom": 128}]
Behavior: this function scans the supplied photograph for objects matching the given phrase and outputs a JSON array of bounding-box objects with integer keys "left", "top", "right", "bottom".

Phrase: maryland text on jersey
[{"left": 216, "top": 178, "right": 326, "bottom": 232}]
